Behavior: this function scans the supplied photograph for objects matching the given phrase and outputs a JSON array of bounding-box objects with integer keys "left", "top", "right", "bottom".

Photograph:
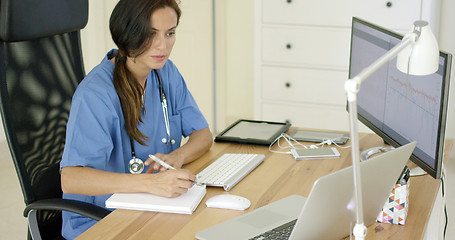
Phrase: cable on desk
[
  {"left": 268, "top": 133, "right": 351, "bottom": 155},
  {"left": 268, "top": 133, "right": 304, "bottom": 154},
  {"left": 441, "top": 164, "right": 448, "bottom": 240}
]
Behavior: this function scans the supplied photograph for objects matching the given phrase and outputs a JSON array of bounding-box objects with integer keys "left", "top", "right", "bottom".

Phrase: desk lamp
[{"left": 344, "top": 20, "right": 439, "bottom": 240}]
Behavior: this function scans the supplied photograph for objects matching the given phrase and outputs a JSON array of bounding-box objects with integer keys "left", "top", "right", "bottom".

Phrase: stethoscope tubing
[
  {"left": 156, "top": 69, "right": 172, "bottom": 145},
  {"left": 128, "top": 69, "right": 173, "bottom": 174}
]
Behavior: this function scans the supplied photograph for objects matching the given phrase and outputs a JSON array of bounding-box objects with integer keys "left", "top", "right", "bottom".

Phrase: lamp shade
[{"left": 396, "top": 21, "right": 439, "bottom": 75}]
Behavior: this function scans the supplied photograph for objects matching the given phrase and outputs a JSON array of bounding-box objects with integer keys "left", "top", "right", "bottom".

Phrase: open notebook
[{"left": 106, "top": 185, "right": 206, "bottom": 214}]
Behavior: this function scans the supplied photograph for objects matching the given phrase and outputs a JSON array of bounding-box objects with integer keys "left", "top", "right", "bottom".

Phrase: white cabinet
[
  {"left": 254, "top": 0, "right": 440, "bottom": 131},
  {"left": 261, "top": 0, "right": 424, "bottom": 31}
]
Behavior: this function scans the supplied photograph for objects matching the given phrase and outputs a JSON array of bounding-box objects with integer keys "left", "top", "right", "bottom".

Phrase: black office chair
[{"left": 0, "top": 1, "right": 111, "bottom": 239}]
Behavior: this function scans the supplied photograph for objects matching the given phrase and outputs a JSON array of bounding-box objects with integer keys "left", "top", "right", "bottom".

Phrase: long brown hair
[{"left": 109, "top": 0, "right": 181, "bottom": 145}]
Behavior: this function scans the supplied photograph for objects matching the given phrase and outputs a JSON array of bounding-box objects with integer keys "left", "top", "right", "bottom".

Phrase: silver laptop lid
[{"left": 289, "top": 141, "right": 416, "bottom": 239}]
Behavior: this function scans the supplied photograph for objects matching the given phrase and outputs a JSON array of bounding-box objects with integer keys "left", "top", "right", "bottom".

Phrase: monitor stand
[
  {"left": 360, "top": 146, "right": 428, "bottom": 177},
  {"left": 409, "top": 167, "right": 427, "bottom": 176},
  {"left": 360, "top": 146, "right": 395, "bottom": 161}
]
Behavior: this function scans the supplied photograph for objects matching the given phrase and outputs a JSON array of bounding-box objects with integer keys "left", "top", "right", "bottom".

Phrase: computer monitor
[{"left": 348, "top": 17, "right": 452, "bottom": 179}]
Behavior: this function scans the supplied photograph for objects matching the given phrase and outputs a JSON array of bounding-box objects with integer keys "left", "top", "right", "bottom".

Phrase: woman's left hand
[{"left": 144, "top": 152, "right": 184, "bottom": 173}]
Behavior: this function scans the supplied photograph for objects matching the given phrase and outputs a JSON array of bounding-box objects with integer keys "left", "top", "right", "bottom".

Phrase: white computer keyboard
[{"left": 196, "top": 153, "right": 265, "bottom": 191}]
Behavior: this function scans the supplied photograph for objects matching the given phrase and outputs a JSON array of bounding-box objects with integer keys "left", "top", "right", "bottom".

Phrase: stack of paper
[{"left": 106, "top": 185, "right": 206, "bottom": 214}]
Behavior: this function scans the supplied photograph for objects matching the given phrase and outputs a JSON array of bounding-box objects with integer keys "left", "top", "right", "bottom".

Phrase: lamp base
[{"left": 353, "top": 223, "right": 367, "bottom": 240}]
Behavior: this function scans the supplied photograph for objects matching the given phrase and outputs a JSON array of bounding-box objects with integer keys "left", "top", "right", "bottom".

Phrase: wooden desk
[{"left": 76, "top": 133, "right": 452, "bottom": 240}]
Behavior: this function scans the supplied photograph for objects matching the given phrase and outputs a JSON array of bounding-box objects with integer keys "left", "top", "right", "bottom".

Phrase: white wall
[
  {"left": 170, "top": 0, "right": 214, "bottom": 131},
  {"left": 219, "top": 0, "right": 255, "bottom": 127},
  {"left": 81, "top": 0, "right": 117, "bottom": 73}
]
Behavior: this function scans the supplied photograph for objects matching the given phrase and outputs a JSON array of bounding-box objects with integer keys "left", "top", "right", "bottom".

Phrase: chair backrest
[
  {"left": 0, "top": 32, "right": 85, "bottom": 203},
  {"left": 0, "top": 0, "right": 88, "bottom": 237},
  {"left": 0, "top": 0, "right": 88, "bottom": 41}
]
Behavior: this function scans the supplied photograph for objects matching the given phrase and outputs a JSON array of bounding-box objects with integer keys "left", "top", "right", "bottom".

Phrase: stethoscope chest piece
[{"left": 128, "top": 157, "right": 144, "bottom": 174}]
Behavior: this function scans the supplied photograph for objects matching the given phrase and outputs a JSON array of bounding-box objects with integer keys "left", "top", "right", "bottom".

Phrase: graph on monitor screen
[{"left": 383, "top": 57, "right": 443, "bottom": 160}]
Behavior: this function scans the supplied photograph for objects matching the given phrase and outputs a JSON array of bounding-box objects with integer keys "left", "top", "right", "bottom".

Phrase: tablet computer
[
  {"left": 289, "top": 129, "right": 349, "bottom": 145},
  {"left": 214, "top": 119, "right": 291, "bottom": 146}
]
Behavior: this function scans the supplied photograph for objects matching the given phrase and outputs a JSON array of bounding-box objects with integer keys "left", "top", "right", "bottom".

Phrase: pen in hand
[
  {"left": 149, "top": 154, "right": 175, "bottom": 170},
  {"left": 148, "top": 154, "right": 205, "bottom": 186}
]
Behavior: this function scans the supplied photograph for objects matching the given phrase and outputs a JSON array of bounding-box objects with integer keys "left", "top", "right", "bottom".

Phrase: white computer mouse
[{"left": 205, "top": 194, "right": 251, "bottom": 210}]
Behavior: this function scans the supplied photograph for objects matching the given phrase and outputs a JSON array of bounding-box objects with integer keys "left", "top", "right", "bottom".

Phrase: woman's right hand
[
  {"left": 61, "top": 166, "right": 196, "bottom": 198},
  {"left": 141, "top": 169, "right": 196, "bottom": 198}
]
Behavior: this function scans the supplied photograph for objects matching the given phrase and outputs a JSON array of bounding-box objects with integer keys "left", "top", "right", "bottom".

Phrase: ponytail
[{"left": 113, "top": 54, "right": 148, "bottom": 145}]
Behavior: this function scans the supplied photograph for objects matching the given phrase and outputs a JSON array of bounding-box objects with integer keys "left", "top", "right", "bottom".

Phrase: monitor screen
[{"left": 349, "top": 17, "right": 452, "bottom": 179}]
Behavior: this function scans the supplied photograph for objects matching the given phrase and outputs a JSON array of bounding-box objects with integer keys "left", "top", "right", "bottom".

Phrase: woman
[{"left": 59, "top": 0, "right": 213, "bottom": 238}]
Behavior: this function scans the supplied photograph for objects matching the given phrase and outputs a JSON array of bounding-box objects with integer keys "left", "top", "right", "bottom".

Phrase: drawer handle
[
  {"left": 386, "top": 1, "right": 392, "bottom": 7},
  {"left": 286, "top": 43, "right": 292, "bottom": 49},
  {"left": 285, "top": 82, "right": 291, "bottom": 88},
  {"left": 286, "top": 0, "right": 292, "bottom": 3}
]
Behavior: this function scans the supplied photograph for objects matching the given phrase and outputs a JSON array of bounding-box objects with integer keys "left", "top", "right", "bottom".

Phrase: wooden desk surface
[{"left": 76, "top": 132, "right": 452, "bottom": 240}]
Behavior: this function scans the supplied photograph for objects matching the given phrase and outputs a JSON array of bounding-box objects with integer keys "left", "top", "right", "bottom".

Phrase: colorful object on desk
[{"left": 376, "top": 180, "right": 410, "bottom": 225}]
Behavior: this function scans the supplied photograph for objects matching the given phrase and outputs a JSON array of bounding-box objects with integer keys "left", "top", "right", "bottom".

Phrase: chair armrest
[{"left": 24, "top": 199, "right": 111, "bottom": 221}]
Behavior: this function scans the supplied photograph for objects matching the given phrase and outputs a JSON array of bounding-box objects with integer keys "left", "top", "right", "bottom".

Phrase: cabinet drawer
[
  {"left": 262, "top": 0, "right": 421, "bottom": 31},
  {"left": 261, "top": 66, "right": 347, "bottom": 106},
  {"left": 260, "top": 102, "right": 349, "bottom": 131},
  {"left": 262, "top": 26, "right": 351, "bottom": 69}
]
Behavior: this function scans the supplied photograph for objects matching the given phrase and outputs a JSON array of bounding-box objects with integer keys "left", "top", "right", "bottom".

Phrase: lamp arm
[
  {"left": 344, "top": 32, "right": 417, "bottom": 240},
  {"left": 344, "top": 34, "right": 417, "bottom": 100}
]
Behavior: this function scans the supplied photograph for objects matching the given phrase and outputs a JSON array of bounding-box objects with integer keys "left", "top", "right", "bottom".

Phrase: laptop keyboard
[{"left": 249, "top": 219, "right": 297, "bottom": 240}]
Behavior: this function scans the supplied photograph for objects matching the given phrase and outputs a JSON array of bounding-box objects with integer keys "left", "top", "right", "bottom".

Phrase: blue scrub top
[{"left": 60, "top": 50, "right": 208, "bottom": 239}]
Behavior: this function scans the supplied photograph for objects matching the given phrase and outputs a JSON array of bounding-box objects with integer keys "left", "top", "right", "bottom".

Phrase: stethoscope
[{"left": 128, "top": 69, "right": 175, "bottom": 174}]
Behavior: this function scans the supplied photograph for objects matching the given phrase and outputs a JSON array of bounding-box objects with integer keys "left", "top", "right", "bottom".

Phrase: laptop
[{"left": 195, "top": 142, "right": 416, "bottom": 240}]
